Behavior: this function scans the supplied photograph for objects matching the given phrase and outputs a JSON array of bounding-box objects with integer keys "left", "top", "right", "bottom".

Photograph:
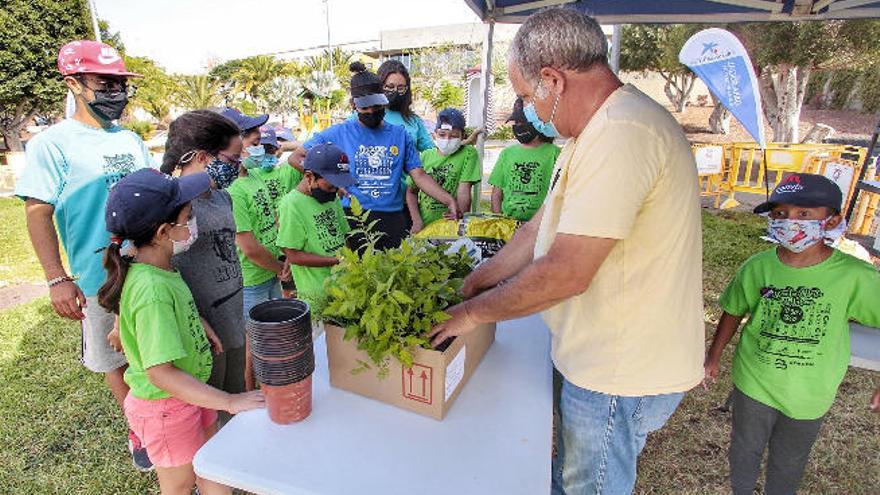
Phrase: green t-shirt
[
  {"left": 119, "top": 263, "right": 213, "bottom": 400},
  {"left": 488, "top": 142, "right": 561, "bottom": 221},
  {"left": 276, "top": 190, "right": 350, "bottom": 308},
  {"left": 249, "top": 164, "right": 303, "bottom": 209},
  {"left": 720, "top": 248, "right": 880, "bottom": 419},
  {"left": 408, "top": 145, "right": 481, "bottom": 225},
  {"left": 228, "top": 174, "right": 281, "bottom": 287}
]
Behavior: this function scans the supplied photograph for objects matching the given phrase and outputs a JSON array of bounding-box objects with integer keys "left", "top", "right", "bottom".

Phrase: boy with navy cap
[
  {"left": 245, "top": 126, "right": 303, "bottom": 208},
  {"left": 276, "top": 143, "right": 353, "bottom": 311},
  {"left": 705, "top": 173, "right": 880, "bottom": 495},
  {"left": 405, "top": 108, "right": 481, "bottom": 233}
]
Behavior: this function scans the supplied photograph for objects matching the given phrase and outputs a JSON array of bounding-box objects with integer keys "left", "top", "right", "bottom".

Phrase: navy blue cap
[
  {"left": 303, "top": 143, "right": 356, "bottom": 190},
  {"left": 106, "top": 169, "right": 211, "bottom": 237},
  {"left": 219, "top": 107, "right": 269, "bottom": 133},
  {"left": 754, "top": 173, "right": 843, "bottom": 214},
  {"left": 436, "top": 108, "right": 466, "bottom": 131},
  {"left": 274, "top": 126, "right": 295, "bottom": 142},
  {"left": 259, "top": 125, "right": 278, "bottom": 147}
]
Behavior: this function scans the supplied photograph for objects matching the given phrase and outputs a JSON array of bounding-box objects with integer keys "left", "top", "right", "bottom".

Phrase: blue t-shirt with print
[
  {"left": 15, "top": 119, "right": 154, "bottom": 296},
  {"left": 304, "top": 119, "right": 421, "bottom": 212},
  {"left": 348, "top": 109, "right": 434, "bottom": 152}
]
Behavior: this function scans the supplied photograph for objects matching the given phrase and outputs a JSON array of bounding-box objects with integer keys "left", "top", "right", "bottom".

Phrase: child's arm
[
  {"left": 406, "top": 186, "right": 425, "bottom": 234},
  {"left": 457, "top": 182, "right": 474, "bottom": 214},
  {"left": 704, "top": 311, "right": 745, "bottom": 388},
  {"left": 491, "top": 187, "right": 503, "bottom": 214},
  {"left": 236, "top": 232, "right": 285, "bottom": 275},
  {"left": 283, "top": 247, "right": 338, "bottom": 268},
  {"left": 147, "top": 363, "right": 264, "bottom": 414}
]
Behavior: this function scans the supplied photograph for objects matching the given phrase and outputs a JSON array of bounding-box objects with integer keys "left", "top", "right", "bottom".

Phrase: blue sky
[{"left": 94, "top": 0, "right": 481, "bottom": 74}]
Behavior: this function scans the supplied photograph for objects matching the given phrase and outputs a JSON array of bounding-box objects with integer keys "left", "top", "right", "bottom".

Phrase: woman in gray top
[{"left": 161, "top": 110, "right": 247, "bottom": 396}]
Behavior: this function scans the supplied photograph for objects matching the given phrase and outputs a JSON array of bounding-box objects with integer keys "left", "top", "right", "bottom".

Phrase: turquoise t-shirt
[
  {"left": 348, "top": 109, "right": 434, "bottom": 152},
  {"left": 720, "top": 248, "right": 880, "bottom": 419},
  {"left": 15, "top": 119, "right": 154, "bottom": 296}
]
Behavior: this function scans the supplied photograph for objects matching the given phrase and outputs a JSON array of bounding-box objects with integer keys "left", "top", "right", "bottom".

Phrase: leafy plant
[
  {"left": 488, "top": 125, "right": 514, "bottom": 140},
  {"left": 319, "top": 200, "right": 473, "bottom": 378},
  {"left": 123, "top": 120, "right": 154, "bottom": 141}
]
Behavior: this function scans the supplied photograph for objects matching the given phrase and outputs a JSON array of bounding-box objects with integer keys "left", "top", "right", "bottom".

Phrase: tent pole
[
  {"left": 610, "top": 25, "right": 621, "bottom": 74},
  {"left": 473, "top": 20, "right": 496, "bottom": 213}
]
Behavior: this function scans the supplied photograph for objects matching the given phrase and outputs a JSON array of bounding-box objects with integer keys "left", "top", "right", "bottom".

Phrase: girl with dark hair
[
  {"left": 160, "top": 110, "right": 249, "bottom": 400},
  {"left": 99, "top": 169, "right": 264, "bottom": 495},
  {"left": 377, "top": 59, "right": 434, "bottom": 152}
]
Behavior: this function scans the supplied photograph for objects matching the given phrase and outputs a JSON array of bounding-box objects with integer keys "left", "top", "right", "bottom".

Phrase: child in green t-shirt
[
  {"left": 99, "top": 169, "right": 264, "bottom": 494},
  {"left": 705, "top": 173, "right": 880, "bottom": 495},
  {"left": 488, "top": 98, "right": 560, "bottom": 222},
  {"left": 245, "top": 126, "right": 304, "bottom": 208},
  {"left": 276, "top": 143, "right": 353, "bottom": 312},
  {"left": 406, "top": 108, "right": 481, "bottom": 234}
]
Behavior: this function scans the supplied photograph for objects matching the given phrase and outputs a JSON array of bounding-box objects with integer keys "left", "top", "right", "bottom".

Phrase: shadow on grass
[{"left": 0, "top": 297, "right": 157, "bottom": 494}]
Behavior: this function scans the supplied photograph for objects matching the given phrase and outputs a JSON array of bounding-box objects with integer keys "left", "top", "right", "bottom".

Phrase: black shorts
[{"left": 346, "top": 209, "right": 408, "bottom": 251}]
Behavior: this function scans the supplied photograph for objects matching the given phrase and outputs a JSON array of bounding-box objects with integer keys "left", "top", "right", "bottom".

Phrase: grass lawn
[
  {"left": 0, "top": 197, "right": 50, "bottom": 286},
  {"left": 0, "top": 208, "right": 877, "bottom": 493}
]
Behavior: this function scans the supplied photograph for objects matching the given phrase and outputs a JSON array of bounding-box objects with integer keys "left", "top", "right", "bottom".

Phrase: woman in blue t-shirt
[
  {"left": 290, "top": 62, "right": 458, "bottom": 250},
  {"left": 377, "top": 60, "right": 434, "bottom": 153}
]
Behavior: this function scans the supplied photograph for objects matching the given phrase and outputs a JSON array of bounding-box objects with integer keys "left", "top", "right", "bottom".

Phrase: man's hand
[
  {"left": 107, "top": 316, "right": 122, "bottom": 353},
  {"left": 50, "top": 280, "right": 86, "bottom": 320},
  {"left": 201, "top": 317, "right": 224, "bottom": 355},
  {"left": 703, "top": 356, "right": 720, "bottom": 391},
  {"left": 871, "top": 387, "right": 880, "bottom": 413},
  {"left": 279, "top": 259, "right": 292, "bottom": 283},
  {"left": 443, "top": 200, "right": 461, "bottom": 220},
  {"left": 429, "top": 301, "right": 480, "bottom": 347}
]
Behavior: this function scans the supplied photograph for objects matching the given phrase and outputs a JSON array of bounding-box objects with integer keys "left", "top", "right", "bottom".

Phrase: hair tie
[{"left": 110, "top": 236, "right": 124, "bottom": 246}]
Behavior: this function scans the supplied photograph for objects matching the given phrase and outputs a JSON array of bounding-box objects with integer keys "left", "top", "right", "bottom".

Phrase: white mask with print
[
  {"left": 435, "top": 138, "right": 462, "bottom": 156},
  {"left": 172, "top": 216, "right": 198, "bottom": 255}
]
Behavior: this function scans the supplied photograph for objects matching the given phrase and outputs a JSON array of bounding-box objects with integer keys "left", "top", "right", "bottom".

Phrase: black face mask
[
  {"left": 311, "top": 186, "right": 337, "bottom": 204},
  {"left": 513, "top": 122, "right": 540, "bottom": 145},
  {"left": 358, "top": 108, "right": 385, "bottom": 128},
  {"left": 385, "top": 91, "right": 408, "bottom": 112},
  {"left": 88, "top": 90, "right": 129, "bottom": 121}
]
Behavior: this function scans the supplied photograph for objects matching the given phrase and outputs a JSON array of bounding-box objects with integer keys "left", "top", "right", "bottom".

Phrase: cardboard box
[{"left": 324, "top": 322, "right": 496, "bottom": 420}]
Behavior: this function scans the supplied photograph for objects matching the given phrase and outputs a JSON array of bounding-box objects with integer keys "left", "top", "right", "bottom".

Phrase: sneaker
[{"left": 128, "top": 430, "right": 154, "bottom": 472}]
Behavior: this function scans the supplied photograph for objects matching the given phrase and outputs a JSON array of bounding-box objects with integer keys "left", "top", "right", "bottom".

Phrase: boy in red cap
[{"left": 15, "top": 40, "right": 155, "bottom": 471}]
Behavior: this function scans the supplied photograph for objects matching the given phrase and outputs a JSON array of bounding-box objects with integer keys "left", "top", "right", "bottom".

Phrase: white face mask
[
  {"left": 171, "top": 216, "right": 198, "bottom": 255},
  {"left": 435, "top": 137, "right": 462, "bottom": 156}
]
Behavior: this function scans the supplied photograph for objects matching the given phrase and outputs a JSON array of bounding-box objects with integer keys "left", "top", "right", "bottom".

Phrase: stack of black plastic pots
[{"left": 247, "top": 299, "right": 315, "bottom": 424}]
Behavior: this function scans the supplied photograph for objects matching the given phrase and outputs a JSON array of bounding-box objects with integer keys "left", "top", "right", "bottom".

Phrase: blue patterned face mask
[
  {"left": 260, "top": 154, "right": 278, "bottom": 171},
  {"left": 523, "top": 81, "right": 561, "bottom": 138},
  {"left": 206, "top": 158, "right": 239, "bottom": 189},
  {"left": 768, "top": 218, "right": 829, "bottom": 253}
]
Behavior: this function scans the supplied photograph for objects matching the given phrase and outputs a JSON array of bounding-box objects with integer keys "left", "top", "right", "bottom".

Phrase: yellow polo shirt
[{"left": 535, "top": 84, "right": 704, "bottom": 396}]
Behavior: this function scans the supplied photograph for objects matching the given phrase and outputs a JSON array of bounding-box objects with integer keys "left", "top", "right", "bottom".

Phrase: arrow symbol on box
[
  {"left": 407, "top": 368, "right": 414, "bottom": 394},
  {"left": 420, "top": 370, "right": 428, "bottom": 396}
]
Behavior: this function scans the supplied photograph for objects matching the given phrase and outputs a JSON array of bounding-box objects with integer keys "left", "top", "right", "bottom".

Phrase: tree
[
  {"left": 175, "top": 75, "right": 223, "bottom": 110},
  {"left": 620, "top": 25, "right": 701, "bottom": 113},
  {"left": 306, "top": 48, "right": 354, "bottom": 90},
  {"left": 232, "top": 55, "right": 285, "bottom": 104},
  {"left": 734, "top": 20, "right": 880, "bottom": 142},
  {"left": 429, "top": 80, "right": 464, "bottom": 112},
  {"left": 260, "top": 76, "right": 303, "bottom": 125},
  {"left": 125, "top": 56, "right": 178, "bottom": 126},
  {"left": 98, "top": 19, "right": 124, "bottom": 53},
  {"left": 410, "top": 44, "right": 473, "bottom": 116},
  {"left": 0, "top": 0, "right": 93, "bottom": 150},
  {"left": 709, "top": 93, "right": 731, "bottom": 134}
]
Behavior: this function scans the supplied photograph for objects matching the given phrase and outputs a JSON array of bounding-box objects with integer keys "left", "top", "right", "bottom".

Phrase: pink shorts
[{"left": 123, "top": 394, "right": 218, "bottom": 468}]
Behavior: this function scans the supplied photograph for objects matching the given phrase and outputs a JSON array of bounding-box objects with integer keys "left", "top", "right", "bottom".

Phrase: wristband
[{"left": 47, "top": 275, "right": 77, "bottom": 288}]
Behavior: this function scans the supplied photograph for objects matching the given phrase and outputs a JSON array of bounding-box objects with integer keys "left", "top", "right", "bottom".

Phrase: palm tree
[
  {"left": 175, "top": 75, "right": 223, "bottom": 110},
  {"left": 233, "top": 56, "right": 286, "bottom": 103}
]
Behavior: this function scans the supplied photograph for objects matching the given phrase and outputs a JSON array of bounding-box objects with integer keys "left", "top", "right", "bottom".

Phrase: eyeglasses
[
  {"left": 216, "top": 151, "right": 242, "bottom": 168},
  {"left": 383, "top": 84, "right": 408, "bottom": 94},
  {"left": 77, "top": 77, "right": 137, "bottom": 97}
]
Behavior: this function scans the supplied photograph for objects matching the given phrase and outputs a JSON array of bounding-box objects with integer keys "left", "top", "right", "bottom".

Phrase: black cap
[
  {"left": 349, "top": 61, "right": 388, "bottom": 109},
  {"left": 303, "top": 143, "right": 357, "bottom": 190},
  {"left": 106, "top": 169, "right": 211, "bottom": 237},
  {"left": 753, "top": 173, "right": 843, "bottom": 214},
  {"left": 506, "top": 97, "right": 527, "bottom": 123}
]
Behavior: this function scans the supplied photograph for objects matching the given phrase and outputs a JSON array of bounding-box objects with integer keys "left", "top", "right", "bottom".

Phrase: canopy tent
[{"left": 464, "top": 0, "right": 880, "bottom": 24}]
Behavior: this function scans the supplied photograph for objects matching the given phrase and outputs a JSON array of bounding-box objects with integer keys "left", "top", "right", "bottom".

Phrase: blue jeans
[
  {"left": 552, "top": 378, "right": 684, "bottom": 495},
  {"left": 242, "top": 278, "right": 282, "bottom": 322}
]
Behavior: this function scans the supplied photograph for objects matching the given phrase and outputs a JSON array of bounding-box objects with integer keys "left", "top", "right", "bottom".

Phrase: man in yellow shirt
[{"left": 430, "top": 8, "right": 704, "bottom": 494}]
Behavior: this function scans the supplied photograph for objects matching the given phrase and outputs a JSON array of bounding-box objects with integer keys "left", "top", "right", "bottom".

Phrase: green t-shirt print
[
  {"left": 276, "top": 190, "right": 350, "bottom": 308},
  {"left": 119, "top": 263, "right": 213, "bottom": 400},
  {"left": 488, "top": 142, "right": 560, "bottom": 221},
  {"left": 720, "top": 248, "right": 880, "bottom": 419},
  {"left": 249, "top": 164, "right": 303, "bottom": 209},
  {"left": 410, "top": 145, "right": 481, "bottom": 225},
  {"left": 228, "top": 175, "right": 282, "bottom": 287}
]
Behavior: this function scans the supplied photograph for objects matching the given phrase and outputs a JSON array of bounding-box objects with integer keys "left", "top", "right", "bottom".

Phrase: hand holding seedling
[{"left": 429, "top": 301, "right": 480, "bottom": 348}]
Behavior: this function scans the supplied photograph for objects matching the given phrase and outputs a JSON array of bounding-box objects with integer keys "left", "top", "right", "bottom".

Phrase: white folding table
[{"left": 193, "top": 315, "right": 554, "bottom": 495}]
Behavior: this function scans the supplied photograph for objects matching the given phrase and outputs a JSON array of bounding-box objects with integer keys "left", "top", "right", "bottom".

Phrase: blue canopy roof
[{"left": 464, "top": 0, "right": 880, "bottom": 24}]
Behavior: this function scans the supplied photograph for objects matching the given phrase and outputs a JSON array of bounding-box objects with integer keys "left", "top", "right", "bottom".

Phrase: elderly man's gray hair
[{"left": 509, "top": 8, "right": 608, "bottom": 85}]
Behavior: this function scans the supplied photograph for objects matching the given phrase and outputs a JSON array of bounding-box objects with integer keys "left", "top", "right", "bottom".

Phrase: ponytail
[{"left": 98, "top": 242, "right": 131, "bottom": 314}]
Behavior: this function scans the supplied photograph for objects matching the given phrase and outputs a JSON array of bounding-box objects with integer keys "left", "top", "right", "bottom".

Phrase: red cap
[{"left": 57, "top": 40, "right": 142, "bottom": 78}]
